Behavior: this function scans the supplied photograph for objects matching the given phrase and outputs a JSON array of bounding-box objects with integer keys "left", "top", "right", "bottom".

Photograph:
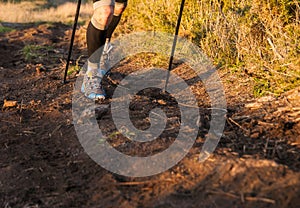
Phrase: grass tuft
[
  {"left": 0, "top": 24, "right": 14, "bottom": 33},
  {"left": 21, "top": 44, "right": 53, "bottom": 62}
]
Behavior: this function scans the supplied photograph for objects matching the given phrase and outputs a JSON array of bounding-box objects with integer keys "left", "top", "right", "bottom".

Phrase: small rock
[
  {"left": 257, "top": 95, "right": 275, "bottom": 103},
  {"left": 156, "top": 99, "right": 166, "bottom": 105},
  {"left": 3, "top": 99, "right": 17, "bottom": 108},
  {"left": 245, "top": 102, "right": 262, "bottom": 109},
  {"left": 250, "top": 132, "right": 260, "bottom": 138}
]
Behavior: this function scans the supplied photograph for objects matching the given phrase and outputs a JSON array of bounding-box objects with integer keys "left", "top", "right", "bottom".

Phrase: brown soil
[{"left": 0, "top": 22, "right": 300, "bottom": 208}]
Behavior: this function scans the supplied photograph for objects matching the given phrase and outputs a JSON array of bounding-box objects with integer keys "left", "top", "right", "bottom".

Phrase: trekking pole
[
  {"left": 163, "top": 0, "right": 186, "bottom": 92},
  {"left": 63, "top": 0, "right": 82, "bottom": 83}
]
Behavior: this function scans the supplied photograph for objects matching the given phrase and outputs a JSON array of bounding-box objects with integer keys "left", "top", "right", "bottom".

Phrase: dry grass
[
  {"left": 118, "top": 0, "right": 300, "bottom": 96},
  {"left": 0, "top": 0, "right": 92, "bottom": 24}
]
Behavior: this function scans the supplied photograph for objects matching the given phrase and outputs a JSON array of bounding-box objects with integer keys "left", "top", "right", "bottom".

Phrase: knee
[
  {"left": 114, "top": 2, "right": 127, "bottom": 16},
  {"left": 92, "top": 6, "right": 114, "bottom": 30}
]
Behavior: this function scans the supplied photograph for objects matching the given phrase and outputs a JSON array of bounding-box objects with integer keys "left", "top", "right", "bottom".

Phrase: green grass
[
  {"left": 21, "top": 44, "right": 53, "bottom": 62},
  {"left": 67, "top": 55, "right": 84, "bottom": 75},
  {"left": 0, "top": 24, "right": 14, "bottom": 33}
]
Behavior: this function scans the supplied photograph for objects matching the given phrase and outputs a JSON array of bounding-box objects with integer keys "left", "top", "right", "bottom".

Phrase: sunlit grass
[
  {"left": 117, "top": 0, "right": 300, "bottom": 96},
  {"left": 0, "top": 0, "right": 92, "bottom": 24}
]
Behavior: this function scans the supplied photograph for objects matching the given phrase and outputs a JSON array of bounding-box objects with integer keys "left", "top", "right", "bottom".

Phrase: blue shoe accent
[
  {"left": 87, "top": 92, "right": 106, "bottom": 100},
  {"left": 81, "top": 82, "right": 85, "bottom": 93}
]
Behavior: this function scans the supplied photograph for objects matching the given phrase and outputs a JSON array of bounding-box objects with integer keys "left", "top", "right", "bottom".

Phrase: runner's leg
[
  {"left": 87, "top": 0, "right": 114, "bottom": 66},
  {"left": 106, "top": 0, "right": 127, "bottom": 41},
  {"left": 82, "top": 0, "right": 115, "bottom": 100}
]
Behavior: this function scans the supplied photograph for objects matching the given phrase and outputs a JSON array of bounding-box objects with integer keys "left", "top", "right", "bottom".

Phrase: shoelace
[
  {"left": 89, "top": 74, "right": 103, "bottom": 89},
  {"left": 104, "top": 42, "right": 113, "bottom": 55},
  {"left": 100, "top": 43, "right": 113, "bottom": 68}
]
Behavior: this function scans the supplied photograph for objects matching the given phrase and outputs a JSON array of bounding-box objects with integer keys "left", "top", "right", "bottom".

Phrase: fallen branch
[
  {"left": 115, "top": 179, "right": 173, "bottom": 186},
  {"left": 244, "top": 196, "right": 276, "bottom": 204},
  {"left": 207, "top": 190, "right": 275, "bottom": 204},
  {"left": 267, "top": 37, "right": 284, "bottom": 60},
  {"left": 1, "top": 119, "right": 20, "bottom": 125},
  {"left": 228, "top": 117, "right": 250, "bottom": 135}
]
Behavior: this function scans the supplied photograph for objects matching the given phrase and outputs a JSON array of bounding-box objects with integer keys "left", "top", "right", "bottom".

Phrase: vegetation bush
[{"left": 119, "top": 0, "right": 300, "bottom": 96}]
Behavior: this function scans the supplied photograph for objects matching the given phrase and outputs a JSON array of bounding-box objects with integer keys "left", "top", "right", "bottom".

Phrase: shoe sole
[{"left": 81, "top": 83, "right": 106, "bottom": 101}]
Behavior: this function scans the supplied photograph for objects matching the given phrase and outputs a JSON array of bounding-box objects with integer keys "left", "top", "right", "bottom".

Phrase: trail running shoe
[
  {"left": 81, "top": 68, "right": 106, "bottom": 101},
  {"left": 81, "top": 41, "right": 113, "bottom": 100}
]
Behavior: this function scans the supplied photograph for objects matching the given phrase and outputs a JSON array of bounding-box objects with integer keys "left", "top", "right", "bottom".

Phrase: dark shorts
[
  {"left": 93, "top": 0, "right": 128, "bottom": 3},
  {"left": 92, "top": 0, "right": 127, "bottom": 10}
]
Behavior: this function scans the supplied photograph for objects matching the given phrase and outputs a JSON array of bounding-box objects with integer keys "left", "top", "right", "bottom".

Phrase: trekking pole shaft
[
  {"left": 164, "top": 0, "right": 185, "bottom": 92},
  {"left": 63, "top": 0, "right": 81, "bottom": 83}
]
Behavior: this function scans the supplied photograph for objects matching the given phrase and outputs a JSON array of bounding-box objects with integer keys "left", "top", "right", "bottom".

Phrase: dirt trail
[{"left": 0, "top": 22, "right": 299, "bottom": 208}]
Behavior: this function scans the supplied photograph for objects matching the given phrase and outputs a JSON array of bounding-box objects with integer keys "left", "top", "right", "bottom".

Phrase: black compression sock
[
  {"left": 106, "top": 15, "right": 122, "bottom": 40},
  {"left": 86, "top": 21, "right": 107, "bottom": 63}
]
